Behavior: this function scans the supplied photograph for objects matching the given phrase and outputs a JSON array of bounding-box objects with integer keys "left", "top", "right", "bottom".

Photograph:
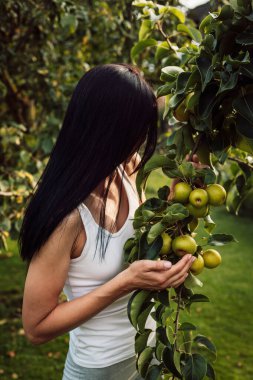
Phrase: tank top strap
[{"left": 77, "top": 203, "right": 94, "bottom": 230}]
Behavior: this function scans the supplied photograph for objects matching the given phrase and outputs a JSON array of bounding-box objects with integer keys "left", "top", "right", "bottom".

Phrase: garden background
[{"left": 0, "top": 1, "right": 253, "bottom": 379}]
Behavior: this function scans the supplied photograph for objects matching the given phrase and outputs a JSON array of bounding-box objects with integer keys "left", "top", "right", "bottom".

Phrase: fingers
[
  {"left": 186, "top": 154, "right": 199, "bottom": 163},
  {"left": 143, "top": 259, "right": 172, "bottom": 272},
  {"left": 192, "top": 162, "right": 209, "bottom": 169},
  {"left": 168, "top": 254, "right": 194, "bottom": 276},
  {"left": 185, "top": 154, "right": 209, "bottom": 169},
  {"left": 171, "top": 272, "right": 189, "bottom": 288},
  {"left": 155, "top": 255, "right": 195, "bottom": 289}
]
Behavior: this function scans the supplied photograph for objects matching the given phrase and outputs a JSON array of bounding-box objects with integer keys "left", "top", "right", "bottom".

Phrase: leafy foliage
[
  {"left": 123, "top": 1, "right": 253, "bottom": 378},
  {"left": 0, "top": 0, "right": 139, "bottom": 251},
  {"left": 130, "top": 0, "right": 253, "bottom": 215}
]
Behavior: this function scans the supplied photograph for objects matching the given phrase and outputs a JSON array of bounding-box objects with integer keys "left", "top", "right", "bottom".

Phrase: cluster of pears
[
  {"left": 173, "top": 182, "right": 227, "bottom": 218},
  {"left": 159, "top": 183, "right": 227, "bottom": 275}
]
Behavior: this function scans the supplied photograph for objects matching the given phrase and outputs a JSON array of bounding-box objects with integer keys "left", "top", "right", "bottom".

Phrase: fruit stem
[
  {"left": 177, "top": 222, "right": 183, "bottom": 236},
  {"left": 173, "top": 285, "right": 183, "bottom": 352}
]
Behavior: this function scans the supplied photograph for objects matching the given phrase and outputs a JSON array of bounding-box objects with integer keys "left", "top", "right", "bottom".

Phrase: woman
[{"left": 19, "top": 63, "right": 195, "bottom": 380}]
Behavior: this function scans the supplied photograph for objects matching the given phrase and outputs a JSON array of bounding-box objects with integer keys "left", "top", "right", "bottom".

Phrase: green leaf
[
  {"left": 226, "top": 51, "right": 250, "bottom": 67},
  {"left": 147, "top": 222, "right": 166, "bottom": 244},
  {"left": 202, "top": 34, "right": 216, "bottom": 52},
  {"left": 127, "top": 245, "right": 139, "bottom": 263},
  {"left": 189, "top": 294, "right": 210, "bottom": 303},
  {"left": 128, "top": 290, "right": 154, "bottom": 329},
  {"left": 178, "top": 161, "right": 196, "bottom": 178},
  {"left": 234, "top": 127, "right": 253, "bottom": 154},
  {"left": 137, "top": 302, "right": 155, "bottom": 333},
  {"left": 155, "top": 41, "right": 170, "bottom": 63},
  {"left": 163, "top": 94, "right": 172, "bottom": 119},
  {"left": 160, "top": 66, "right": 184, "bottom": 83},
  {"left": 142, "top": 209, "right": 156, "bottom": 221},
  {"left": 176, "top": 72, "right": 192, "bottom": 94},
  {"left": 137, "top": 346, "right": 154, "bottom": 378},
  {"left": 191, "top": 345, "right": 217, "bottom": 364},
  {"left": 207, "top": 233, "right": 238, "bottom": 246},
  {"left": 158, "top": 185, "right": 170, "bottom": 201},
  {"left": 206, "top": 362, "right": 216, "bottom": 379},
  {"left": 161, "top": 306, "right": 174, "bottom": 325},
  {"left": 216, "top": 4, "right": 234, "bottom": 20},
  {"left": 123, "top": 237, "right": 136, "bottom": 252},
  {"left": 186, "top": 92, "right": 200, "bottom": 112},
  {"left": 162, "top": 345, "right": 182, "bottom": 378},
  {"left": 155, "top": 341, "right": 166, "bottom": 362},
  {"left": 156, "top": 83, "right": 174, "bottom": 98},
  {"left": 143, "top": 198, "right": 166, "bottom": 212},
  {"left": 217, "top": 71, "right": 238, "bottom": 95},
  {"left": 177, "top": 24, "right": 202, "bottom": 43},
  {"left": 184, "top": 272, "right": 203, "bottom": 290},
  {"left": 139, "top": 231, "right": 163, "bottom": 260},
  {"left": 156, "top": 289, "right": 170, "bottom": 307},
  {"left": 144, "top": 154, "right": 177, "bottom": 174},
  {"left": 185, "top": 69, "right": 201, "bottom": 92},
  {"left": 196, "top": 55, "right": 213, "bottom": 92},
  {"left": 145, "top": 364, "right": 163, "bottom": 380},
  {"left": 167, "top": 7, "right": 185, "bottom": 23},
  {"left": 168, "top": 93, "right": 185, "bottom": 108},
  {"left": 198, "top": 83, "right": 220, "bottom": 119},
  {"left": 182, "top": 353, "right": 207, "bottom": 380},
  {"left": 199, "top": 14, "right": 213, "bottom": 33},
  {"left": 194, "top": 167, "right": 217, "bottom": 185},
  {"left": 203, "top": 215, "right": 216, "bottom": 234},
  {"left": 179, "top": 322, "right": 197, "bottom": 331},
  {"left": 135, "top": 329, "right": 153, "bottom": 354},
  {"left": 161, "top": 203, "right": 189, "bottom": 225},
  {"left": 139, "top": 19, "right": 153, "bottom": 40},
  {"left": 233, "top": 94, "right": 253, "bottom": 124},
  {"left": 156, "top": 326, "right": 169, "bottom": 345},
  {"left": 131, "top": 39, "right": 157, "bottom": 64},
  {"left": 193, "top": 335, "right": 217, "bottom": 355}
]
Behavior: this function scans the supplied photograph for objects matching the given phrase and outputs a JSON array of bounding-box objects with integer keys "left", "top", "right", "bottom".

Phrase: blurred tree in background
[{"left": 0, "top": 0, "right": 141, "bottom": 251}]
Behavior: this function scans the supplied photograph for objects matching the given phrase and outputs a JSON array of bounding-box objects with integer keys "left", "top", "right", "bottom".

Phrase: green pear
[
  {"left": 202, "top": 249, "right": 222, "bottom": 268},
  {"left": 173, "top": 182, "right": 192, "bottom": 204},
  {"left": 172, "top": 235, "right": 197, "bottom": 257},
  {"left": 160, "top": 232, "right": 172, "bottom": 255},
  {"left": 189, "top": 188, "right": 209, "bottom": 208},
  {"left": 187, "top": 203, "right": 209, "bottom": 218},
  {"left": 190, "top": 254, "right": 204, "bottom": 275},
  {"left": 206, "top": 184, "right": 226, "bottom": 206}
]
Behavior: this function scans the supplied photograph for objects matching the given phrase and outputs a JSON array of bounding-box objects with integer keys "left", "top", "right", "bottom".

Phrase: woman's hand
[{"left": 122, "top": 254, "right": 196, "bottom": 292}]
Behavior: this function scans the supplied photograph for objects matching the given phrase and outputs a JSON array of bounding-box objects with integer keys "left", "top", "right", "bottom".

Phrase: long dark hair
[{"left": 19, "top": 63, "right": 158, "bottom": 262}]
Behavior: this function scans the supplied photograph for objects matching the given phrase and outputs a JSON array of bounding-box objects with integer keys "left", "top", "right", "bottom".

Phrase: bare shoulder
[{"left": 31, "top": 208, "right": 83, "bottom": 264}]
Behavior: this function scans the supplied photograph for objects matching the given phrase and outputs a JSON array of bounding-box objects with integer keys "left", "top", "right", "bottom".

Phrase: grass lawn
[{"left": 0, "top": 169, "right": 252, "bottom": 379}]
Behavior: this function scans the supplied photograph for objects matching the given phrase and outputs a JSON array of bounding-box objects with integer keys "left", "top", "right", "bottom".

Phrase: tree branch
[{"left": 228, "top": 156, "right": 253, "bottom": 170}]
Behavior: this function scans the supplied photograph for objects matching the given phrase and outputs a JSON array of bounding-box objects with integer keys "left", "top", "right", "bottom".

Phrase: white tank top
[{"left": 63, "top": 164, "right": 156, "bottom": 368}]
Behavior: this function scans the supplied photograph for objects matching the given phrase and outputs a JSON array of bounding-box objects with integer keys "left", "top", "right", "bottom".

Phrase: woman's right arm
[{"left": 22, "top": 210, "right": 195, "bottom": 346}]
